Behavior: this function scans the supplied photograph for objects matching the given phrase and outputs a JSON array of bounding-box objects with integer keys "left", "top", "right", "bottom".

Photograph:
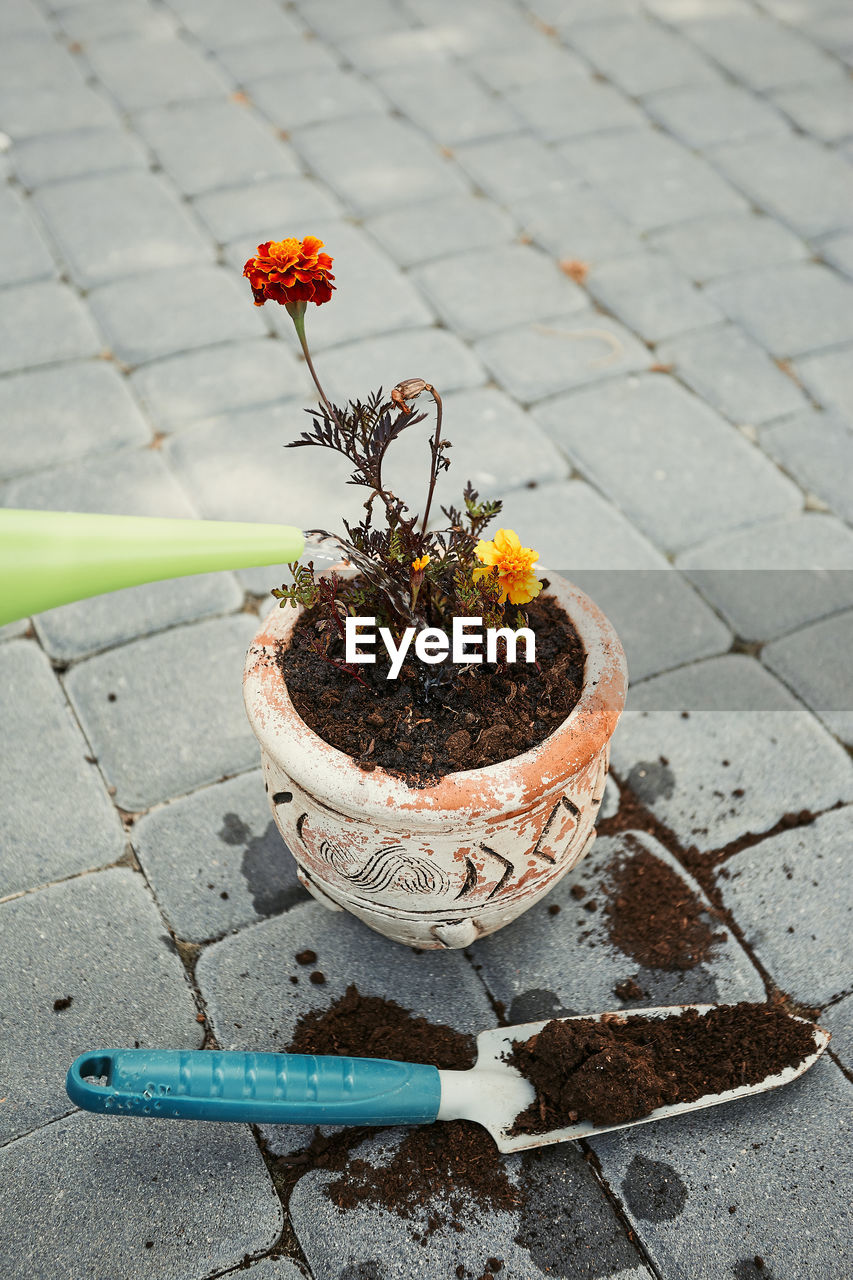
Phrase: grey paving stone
[
  {"left": 385, "top": 385, "right": 571, "bottom": 518},
  {"left": 375, "top": 61, "right": 519, "bottom": 146},
  {"left": 0, "top": 34, "right": 87, "bottom": 93},
  {"left": 249, "top": 67, "right": 386, "bottom": 132},
  {"left": 471, "top": 830, "right": 764, "bottom": 1021},
  {"left": 677, "top": 514, "right": 853, "bottom": 642},
  {"left": 657, "top": 323, "right": 808, "bottom": 424},
  {"left": 590, "top": 1054, "right": 852, "bottom": 1280},
  {"left": 88, "top": 265, "right": 267, "bottom": 366},
  {"left": 466, "top": 31, "right": 588, "bottom": 91},
  {"left": 289, "top": 1131, "right": 652, "bottom": 1280},
  {"left": 711, "top": 134, "right": 853, "bottom": 239},
  {"left": 763, "top": 609, "right": 853, "bottom": 745},
  {"left": 772, "top": 79, "right": 853, "bottom": 142},
  {"left": 609, "top": 654, "right": 853, "bottom": 854},
  {"left": 706, "top": 263, "right": 853, "bottom": 359},
  {"left": 506, "top": 75, "right": 645, "bottom": 144},
  {"left": 399, "top": 0, "right": 534, "bottom": 56},
  {"left": 240, "top": 1260, "right": 307, "bottom": 1280},
  {"left": 721, "top": 806, "right": 853, "bottom": 1003},
  {"left": 0, "top": 185, "right": 57, "bottom": 287},
  {"left": 4, "top": 449, "right": 243, "bottom": 662},
  {"left": 475, "top": 311, "right": 650, "bottom": 403},
  {"left": 644, "top": 83, "right": 789, "bottom": 149},
  {"left": 130, "top": 338, "right": 311, "bottom": 430},
  {"left": 0, "top": 280, "right": 102, "bottom": 376},
  {"left": 56, "top": 0, "right": 179, "bottom": 42},
  {"left": 0, "top": 867, "right": 202, "bottom": 1143},
  {"left": 0, "top": 359, "right": 150, "bottom": 482},
  {"left": 134, "top": 770, "right": 309, "bottom": 943},
  {"left": 0, "top": 0, "right": 50, "bottom": 37},
  {"left": 534, "top": 375, "right": 801, "bottom": 553},
  {"left": 213, "top": 34, "right": 338, "bottom": 83},
  {"left": 245, "top": 220, "right": 433, "bottom": 352},
  {"left": 0, "top": 640, "right": 124, "bottom": 898},
  {"left": 823, "top": 992, "right": 853, "bottom": 1074},
  {"left": 0, "top": 618, "right": 29, "bottom": 642},
  {"left": 685, "top": 11, "right": 843, "bottom": 89},
  {"left": 643, "top": 0, "right": 755, "bottom": 22},
  {"left": 794, "top": 346, "right": 853, "bottom": 424},
  {"left": 196, "top": 897, "right": 495, "bottom": 1153},
  {"left": 338, "top": 26, "right": 450, "bottom": 74},
  {"left": 649, "top": 212, "right": 809, "bottom": 284},
  {"left": 134, "top": 98, "right": 300, "bottom": 197},
  {"left": 412, "top": 244, "right": 587, "bottom": 341},
  {"left": 10, "top": 125, "right": 150, "bottom": 189},
  {"left": 585, "top": 252, "right": 721, "bottom": 344},
  {"left": 64, "top": 613, "right": 260, "bottom": 810},
  {"left": 560, "top": 128, "right": 747, "bottom": 232},
  {"left": 761, "top": 409, "right": 853, "bottom": 525},
  {"left": 83, "top": 34, "right": 228, "bottom": 112},
  {"left": 364, "top": 193, "right": 515, "bottom": 268},
  {"left": 819, "top": 230, "right": 853, "bottom": 279},
  {"left": 0, "top": 1109, "right": 281, "bottom": 1280},
  {"left": 165, "top": 0, "right": 308, "bottom": 49},
  {"left": 33, "top": 170, "right": 214, "bottom": 289},
  {"left": 569, "top": 17, "right": 723, "bottom": 95},
  {"left": 297, "top": 0, "right": 413, "bottom": 42},
  {"left": 530, "top": 0, "right": 645, "bottom": 21},
  {"left": 165, "top": 401, "right": 366, "bottom": 535},
  {"left": 289, "top": 114, "right": 467, "bottom": 215},
  {"left": 0, "top": 81, "right": 116, "bottom": 140},
  {"left": 509, "top": 187, "right": 639, "bottom": 265},
  {"left": 454, "top": 134, "right": 574, "bottom": 204},
  {"left": 314, "top": 326, "right": 486, "bottom": 406},
  {"left": 194, "top": 175, "right": 342, "bottom": 243},
  {"left": 790, "top": 4, "right": 853, "bottom": 53},
  {"left": 494, "top": 480, "right": 733, "bottom": 682}
]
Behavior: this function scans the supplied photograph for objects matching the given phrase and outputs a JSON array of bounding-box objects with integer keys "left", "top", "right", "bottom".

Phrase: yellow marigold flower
[
  {"left": 473, "top": 528, "right": 542, "bottom": 606},
  {"left": 412, "top": 554, "right": 431, "bottom": 572}
]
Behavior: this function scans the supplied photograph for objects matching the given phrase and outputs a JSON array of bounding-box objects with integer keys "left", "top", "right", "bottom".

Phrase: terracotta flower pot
[{"left": 243, "top": 574, "right": 627, "bottom": 949}]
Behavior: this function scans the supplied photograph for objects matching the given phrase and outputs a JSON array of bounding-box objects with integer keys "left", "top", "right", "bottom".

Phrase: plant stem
[
  {"left": 419, "top": 385, "right": 443, "bottom": 537},
  {"left": 288, "top": 302, "right": 341, "bottom": 427}
]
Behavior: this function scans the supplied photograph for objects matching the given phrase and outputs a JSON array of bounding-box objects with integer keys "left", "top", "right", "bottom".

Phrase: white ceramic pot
[{"left": 243, "top": 574, "right": 627, "bottom": 949}]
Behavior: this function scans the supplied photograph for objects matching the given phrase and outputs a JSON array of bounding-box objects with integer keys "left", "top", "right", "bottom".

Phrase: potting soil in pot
[
  {"left": 505, "top": 1003, "right": 819, "bottom": 1135},
  {"left": 277, "top": 589, "right": 585, "bottom": 786}
]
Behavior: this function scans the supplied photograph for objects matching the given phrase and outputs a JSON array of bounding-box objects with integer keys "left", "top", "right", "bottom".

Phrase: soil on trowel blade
[{"left": 506, "top": 1003, "right": 820, "bottom": 1134}]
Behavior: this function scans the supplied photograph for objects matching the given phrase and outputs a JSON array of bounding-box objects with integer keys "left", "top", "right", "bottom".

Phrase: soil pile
[
  {"left": 281, "top": 985, "right": 519, "bottom": 1232},
  {"left": 507, "top": 1003, "right": 820, "bottom": 1134},
  {"left": 277, "top": 590, "right": 585, "bottom": 786},
  {"left": 286, "top": 982, "right": 475, "bottom": 1070},
  {"left": 602, "top": 836, "right": 723, "bottom": 970}
]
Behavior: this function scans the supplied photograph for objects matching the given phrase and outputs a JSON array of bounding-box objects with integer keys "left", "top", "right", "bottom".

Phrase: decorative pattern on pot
[{"left": 245, "top": 574, "right": 627, "bottom": 949}]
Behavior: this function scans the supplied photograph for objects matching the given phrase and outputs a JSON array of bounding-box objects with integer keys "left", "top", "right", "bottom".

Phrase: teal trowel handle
[
  {"left": 66, "top": 1049, "right": 441, "bottom": 1126},
  {"left": 0, "top": 509, "right": 305, "bottom": 627}
]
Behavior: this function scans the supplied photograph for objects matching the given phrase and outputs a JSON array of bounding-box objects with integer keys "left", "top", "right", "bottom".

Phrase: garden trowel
[{"left": 66, "top": 1005, "right": 829, "bottom": 1153}]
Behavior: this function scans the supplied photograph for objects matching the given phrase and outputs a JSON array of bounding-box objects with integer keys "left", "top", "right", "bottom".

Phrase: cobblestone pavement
[{"left": 1, "top": 0, "right": 852, "bottom": 1277}]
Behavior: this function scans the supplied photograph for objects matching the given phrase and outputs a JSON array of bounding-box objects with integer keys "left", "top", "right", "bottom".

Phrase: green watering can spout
[{"left": 0, "top": 509, "right": 307, "bottom": 627}]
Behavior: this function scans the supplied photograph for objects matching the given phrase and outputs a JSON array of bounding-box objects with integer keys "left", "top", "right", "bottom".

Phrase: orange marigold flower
[
  {"left": 473, "top": 528, "right": 542, "bottom": 606},
  {"left": 243, "top": 235, "right": 335, "bottom": 308},
  {"left": 412, "top": 554, "right": 431, "bottom": 572}
]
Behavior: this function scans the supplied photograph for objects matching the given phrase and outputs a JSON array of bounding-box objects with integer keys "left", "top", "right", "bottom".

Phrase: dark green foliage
[{"left": 273, "top": 384, "right": 528, "bottom": 692}]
